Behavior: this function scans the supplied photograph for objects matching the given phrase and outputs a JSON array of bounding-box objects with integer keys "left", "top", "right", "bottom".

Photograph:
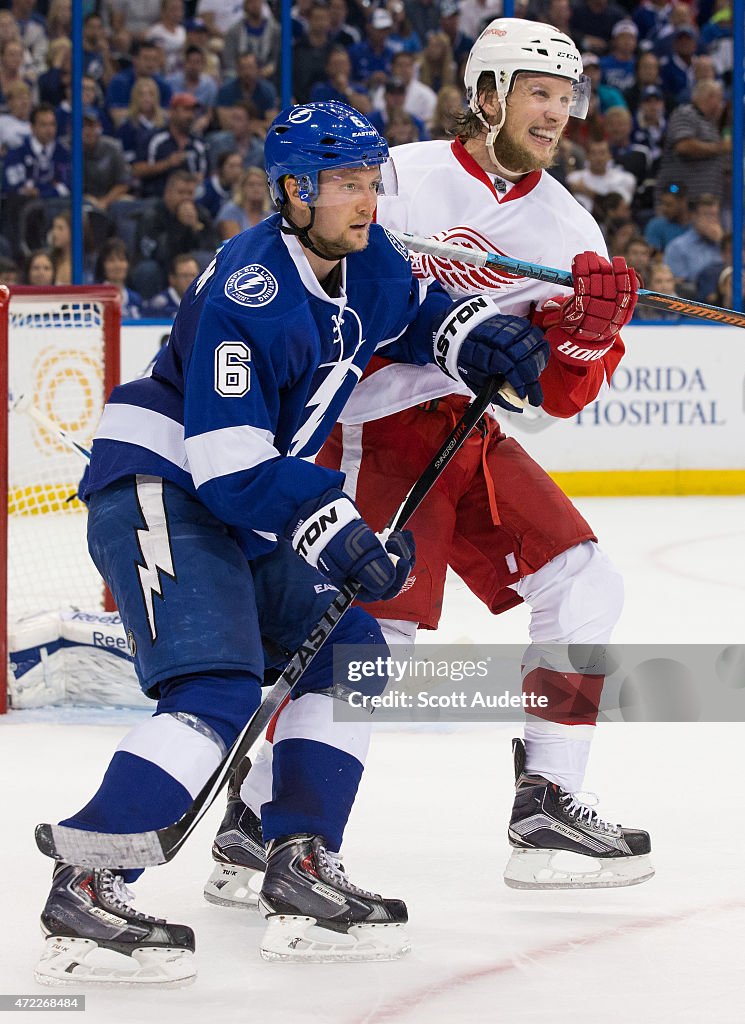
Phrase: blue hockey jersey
[
  {"left": 2, "top": 137, "right": 71, "bottom": 197},
  {"left": 83, "top": 215, "right": 453, "bottom": 557}
]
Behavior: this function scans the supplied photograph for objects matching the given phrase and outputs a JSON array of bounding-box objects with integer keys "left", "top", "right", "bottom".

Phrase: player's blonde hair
[{"left": 452, "top": 72, "right": 498, "bottom": 140}]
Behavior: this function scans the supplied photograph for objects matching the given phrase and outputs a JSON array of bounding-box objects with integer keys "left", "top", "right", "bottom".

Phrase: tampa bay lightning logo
[
  {"left": 224, "top": 264, "right": 278, "bottom": 307},
  {"left": 383, "top": 228, "right": 410, "bottom": 263}
]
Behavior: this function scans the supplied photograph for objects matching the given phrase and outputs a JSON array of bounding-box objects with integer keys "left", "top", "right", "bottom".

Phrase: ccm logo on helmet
[
  {"left": 557, "top": 51, "right": 579, "bottom": 60},
  {"left": 294, "top": 507, "right": 340, "bottom": 559}
]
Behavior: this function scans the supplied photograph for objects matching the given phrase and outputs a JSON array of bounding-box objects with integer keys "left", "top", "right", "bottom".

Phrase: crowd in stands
[{"left": 0, "top": 0, "right": 739, "bottom": 321}]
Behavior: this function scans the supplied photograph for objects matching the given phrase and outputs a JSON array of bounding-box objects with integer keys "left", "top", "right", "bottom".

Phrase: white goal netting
[
  {"left": 3, "top": 290, "right": 150, "bottom": 709},
  {"left": 8, "top": 298, "right": 110, "bottom": 621}
]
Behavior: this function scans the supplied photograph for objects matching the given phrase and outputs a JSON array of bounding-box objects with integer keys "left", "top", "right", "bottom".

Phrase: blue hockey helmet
[{"left": 265, "top": 102, "right": 391, "bottom": 208}]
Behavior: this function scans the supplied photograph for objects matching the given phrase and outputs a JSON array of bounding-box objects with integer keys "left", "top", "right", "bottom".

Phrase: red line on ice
[{"left": 348, "top": 898, "right": 745, "bottom": 1024}]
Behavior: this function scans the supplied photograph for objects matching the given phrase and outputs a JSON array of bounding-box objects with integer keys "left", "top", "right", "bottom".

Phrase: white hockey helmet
[{"left": 464, "top": 18, "right": 591, "bottom": 124}]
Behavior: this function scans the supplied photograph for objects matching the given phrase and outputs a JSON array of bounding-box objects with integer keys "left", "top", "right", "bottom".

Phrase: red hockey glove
[{"left": 539, "top": 252, "right": 638, "bottom": 366}]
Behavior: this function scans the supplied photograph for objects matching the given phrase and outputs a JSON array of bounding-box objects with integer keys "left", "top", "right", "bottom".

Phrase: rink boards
[{"left": 120, "top": 322, "right": 745, "bottom": 494}]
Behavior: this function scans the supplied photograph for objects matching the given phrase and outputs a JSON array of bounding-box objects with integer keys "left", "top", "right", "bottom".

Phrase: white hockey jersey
[{"left": 340, "top": 137, "right": 610, "bottom": 425}]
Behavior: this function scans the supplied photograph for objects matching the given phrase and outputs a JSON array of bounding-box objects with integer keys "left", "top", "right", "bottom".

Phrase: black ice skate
[
  {"left": 35, "top": 863, "right": 195, "bottom": 986},
  {"left": 203, "top": 761, "right": 267, "bottom": 909},
  {"left": 259, "top": 834, "right": 410, "bottom": 962},
  {"left": 504, "top": 738, "right": 654, "bottom": 890}
]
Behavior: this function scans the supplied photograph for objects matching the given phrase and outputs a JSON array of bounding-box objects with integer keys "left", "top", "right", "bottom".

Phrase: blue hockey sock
[
  {"left": 61, "top": 748, "right": 195, "bottom": 883},
  {"left": 60, "top": 672, "right": 261, "bottom": 881},
  {"left": 262, "top": 737, "right": 363, "bottom": 854}
]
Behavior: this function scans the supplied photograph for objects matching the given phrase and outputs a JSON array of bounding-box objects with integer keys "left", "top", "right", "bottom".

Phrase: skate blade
[
  {"left": 34, "top": 936, "right": 196, "bottom": 987},
  {"left": 259, "top": 915, "right": 411, "bottom": 963},
  {"left": 203, "top": 861, "right": 263, "bottom": 910},
  {"left": 504, "top": 849, "right": 655, "bottom": 890}
]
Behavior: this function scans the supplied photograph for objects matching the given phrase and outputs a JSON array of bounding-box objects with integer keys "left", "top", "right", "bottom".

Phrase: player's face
[
  {"left": 494, "top": 74, "right": 572, "bottom": 173},
  {"left": 309, "top": 167, "right": 382, "bottom": 257}
]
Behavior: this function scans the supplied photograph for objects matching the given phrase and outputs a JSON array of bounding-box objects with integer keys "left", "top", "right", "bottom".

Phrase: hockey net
[{"left": 0, "top": 285, "right": 123, "bottom": 713}]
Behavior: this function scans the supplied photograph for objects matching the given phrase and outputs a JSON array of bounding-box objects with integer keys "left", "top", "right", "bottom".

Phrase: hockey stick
[
  {"left": 35, "top": 376, "right": 506, "bottom": 869},
  {"left": 391, "top": 230, "right": 745, "bottom": 329},
  {"left": 10, "top": 392, "right": 92, "bottom": 461}
]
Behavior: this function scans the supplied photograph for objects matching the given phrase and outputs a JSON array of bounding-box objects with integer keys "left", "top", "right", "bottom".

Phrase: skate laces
[
  {"left": 318, "top": 846, "right": 380, "bottom": 899},
  {"left": 559, "top": 791, "right": 621, "bottom": 835},
  {"left": 98, "top": 870, "right": 161, "bottom": 922}
]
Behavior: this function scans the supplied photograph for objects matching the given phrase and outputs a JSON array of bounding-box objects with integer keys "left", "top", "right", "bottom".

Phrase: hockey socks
[
  {"left": 60, "top": 712, "right": 228, "bottom": 882},
  {"left": 260, "top": 693, "right": 371, "bottom": 852}
]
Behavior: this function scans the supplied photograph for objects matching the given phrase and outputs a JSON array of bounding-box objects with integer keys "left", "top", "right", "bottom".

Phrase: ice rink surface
[{"left": 2, "top": 496, "right": 744, "bottom": 1024}]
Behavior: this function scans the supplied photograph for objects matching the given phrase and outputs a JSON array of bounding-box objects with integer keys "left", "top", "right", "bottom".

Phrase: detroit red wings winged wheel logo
[{"left": 408, "top": 226, "right": 523, "bottom": 294}]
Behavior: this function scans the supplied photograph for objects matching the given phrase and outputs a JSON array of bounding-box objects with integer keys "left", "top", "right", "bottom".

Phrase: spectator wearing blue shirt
[
  {"left": 309, "top": 47, "right": 372, "bottom": 114},
  {"left": 166, "top": 47, "right": 219, "bottom": 113},
  {"left": 133, "top": 93, "right": 208, "bottom": 199},
  {"left": 349, "top": 8, "right": 397, "bottom": 88},
  {"left": 55, "top": 75, "right": 115, "bottom": 142},
  {"left": 216, "top": 52, "right": 278, "bottom": 129},
  {"left": 292, "top": 3, "right": 334, "bottom": 104},
  {"left": 328, "top": 0, "right": 361, "bottom": 50},
  {"left": 623, "top": 50, "right": 663, "bottom": 112},
  {"left": 600, "top": 20, "right": 639, "bottom": 93},
  {"left": 116, "top": 76, "right": 168, "bottom": 171},
  {"left": 105, "top": 41, "right": 173, "bottom": 129},
  {"left": 631, "top": 85, "right": 667, "bottom": 167},
  {"left": 143, "top": 252, "right": 201, "bottom": 319},
  {"left": 2, "top": 103, "right": 70, "bottom": 199},
  {"left": 660, "top": 26, "right": 699, "bottom": 104},
  {"left": 82, "top": 12, "right": 115, "bottom": 89},
  {"left": 439, "top": 0, "right": 473, "bottom": 68},
  {"left": 633, "top": 0, "right": 673, "bottom": 48},
  {"left": 570, "top": 0, "right": 628, "bottom": 55},
  {"left": 583, "top": 54, "right": 628, "bottom": 113},
  {"left": 206, "top": 100, "right": 264, "bottom": 170},
  {"left": 37, "top": 38, "right": 71, "bottom": 107},
  {"left": 664, "top": 194, "right": 724, "bottom": 297},
  {"left": 695, "top": 231, "right": 730, "bottom": 304},
  {"left": 644, "top": 184, "right": 689, "bottom": 253},
  {"left": 220, "top": 0, "right": 281, "bottom": 80},
  {"left": 388, "top": 3, "right": 422, "bottom": 55},
  {"left": 403, "top": 0, "right": 439, "bottom": 44},
  {"left": 215, "top": 165, "right": 273, "bottom": 240},
  {"left": 368, "top": 79, "right": 428, "bottom": 142},
  {"left": 700, "top": 3, "right": 733, "bottom": 78},
  {"left": 195, "top": 150, "right": 244, "bottom": 220}
]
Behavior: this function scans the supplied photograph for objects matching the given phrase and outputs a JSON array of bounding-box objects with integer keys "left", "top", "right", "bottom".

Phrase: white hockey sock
[
  {"left": 523, "top": 720, "right": 593, "bottom": 793},
  {"left": 116, "top": 712, "right": 225, "bottom": 798},
  {"left": 240, "top": 736, "right": 273, "bottom": 815},
  {"left": 240, "top": 618, "right": 415, "bottom": 812},
  {"left": 512, "top": 542, "right": 624, "bottom": 793}
]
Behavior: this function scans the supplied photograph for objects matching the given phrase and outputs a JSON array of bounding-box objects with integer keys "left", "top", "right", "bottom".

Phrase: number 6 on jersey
[{"left": 215, "top": 341, "right": 251, "bottom": 396}]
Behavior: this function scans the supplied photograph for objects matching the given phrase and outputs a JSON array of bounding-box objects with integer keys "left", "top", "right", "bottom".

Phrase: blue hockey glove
[
  {"left": 288, "top": 488, "right": 416, "bottom": 603},
  {"left": 433, "top": 297, "right": 550, "bottom": 412}
]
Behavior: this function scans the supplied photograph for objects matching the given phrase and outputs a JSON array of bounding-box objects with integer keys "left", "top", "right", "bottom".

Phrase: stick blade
[{"left": 35, "top": 822, "right": 168, "bottom": 869}]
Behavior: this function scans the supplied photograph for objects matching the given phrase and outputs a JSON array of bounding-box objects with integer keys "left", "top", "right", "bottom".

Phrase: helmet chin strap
[
  {"left": 280, "top": 206, "right": 340, "bottom": 263},
  {"left": 478, "top": 96, "right": 531, "bottom": 180}
]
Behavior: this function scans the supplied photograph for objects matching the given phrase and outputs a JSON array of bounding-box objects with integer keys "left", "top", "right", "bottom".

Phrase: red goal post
[{"left": 0, "top": 285, "right": 121, "bottom": 714}]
